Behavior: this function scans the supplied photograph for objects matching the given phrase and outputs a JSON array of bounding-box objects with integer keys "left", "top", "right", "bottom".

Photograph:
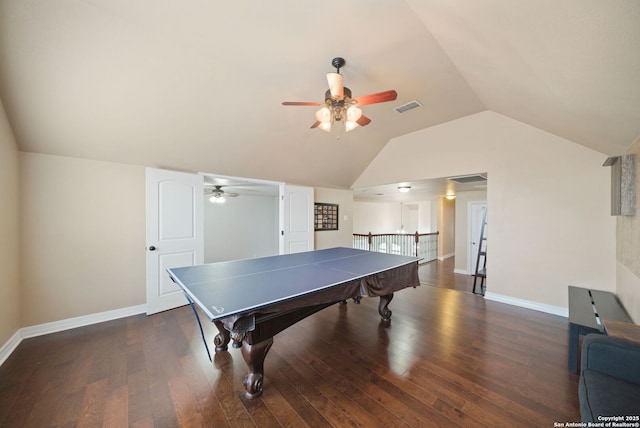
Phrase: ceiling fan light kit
[
  {"left": 205, "top": 185, "right": 239, "bottom": 204},
  {"left": 282, "top": 57, "right": 397, "bottom": 133}
]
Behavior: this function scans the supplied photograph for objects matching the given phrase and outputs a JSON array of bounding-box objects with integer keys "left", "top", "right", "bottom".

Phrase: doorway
[
  {"left": 201, "top": 174, "right": 280, "bottom": 263},
  {"left": 145, "top": 168, "right": 314, "bottom": 314},
  {"left": 467, "top": 201, "right": 487, "bottom": 276}
]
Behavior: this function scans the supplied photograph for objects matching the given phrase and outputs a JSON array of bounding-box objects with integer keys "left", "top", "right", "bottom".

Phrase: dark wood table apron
[
  {"left": 213, "top": 263, "right": 418, "bottom": 398},
  {"left": 201, "top": 263, "right": 418, "bottom": 398}
]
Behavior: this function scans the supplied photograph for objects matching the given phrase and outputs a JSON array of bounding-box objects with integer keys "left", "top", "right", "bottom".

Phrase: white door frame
[
  {"left": 467, "top": 200, "right": 487, "bottom": 275},
  {"left": 199, "top": 174, "right": 315, "bottom": 255},
  {"left": 146, "top": 169, "right": 315, "bottom": 313}
]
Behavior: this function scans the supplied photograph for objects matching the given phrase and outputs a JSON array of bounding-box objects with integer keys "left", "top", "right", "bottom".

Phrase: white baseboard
[
  {"left": 438, "top": 253, "right": 454, "bottom": 261},
  {"left": 453, "top": 268, "right": 470, "bottom": 275},
  {"left": 0, "top": 330, "right": 23, "bottom": 367},
  {"left": 484, "top": 292, "right": 568, "bottom": 318},
  {"left": 1, "top": 294, "right": 569, "bottom": 367},
  {"left": 0, "top": 304, "right": 147, "bottom": 367}
]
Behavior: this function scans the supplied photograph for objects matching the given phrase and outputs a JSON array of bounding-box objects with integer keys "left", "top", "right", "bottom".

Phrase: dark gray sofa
[{"left": 579, "top": 333, "right": 640, "bottom": 422}]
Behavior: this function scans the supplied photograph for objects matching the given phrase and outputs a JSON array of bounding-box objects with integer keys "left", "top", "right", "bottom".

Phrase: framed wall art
[{"left": 314, "top": 203, "right": 338, "bottom": 231}]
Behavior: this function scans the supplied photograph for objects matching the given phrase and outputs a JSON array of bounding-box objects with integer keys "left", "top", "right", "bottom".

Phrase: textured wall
[
  {"left": 617, "top": 139, "right": 640, "bottom": 275},
  {"left": 616, "top": 138, "right": 640, "bottom": 322}
]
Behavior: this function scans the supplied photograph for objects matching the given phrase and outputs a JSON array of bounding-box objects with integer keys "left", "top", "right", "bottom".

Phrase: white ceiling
[
  {"left": 353, "top": 174, "right": 487, "bottom": 203},
  {"left": 202, "top": 174, "right": 280, "bottom": 197},
  {"left": 0, "top": 1, "right": 638, "bottom": 190}
]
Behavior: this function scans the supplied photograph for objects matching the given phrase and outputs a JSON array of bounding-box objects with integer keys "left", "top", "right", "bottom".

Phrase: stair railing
[{"left": 352, "top": 232, "right": 439, "bottom": 263}]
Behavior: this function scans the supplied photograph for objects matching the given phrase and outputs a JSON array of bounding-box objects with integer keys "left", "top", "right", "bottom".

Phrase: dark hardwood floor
[
  {"left": 418, "top": 256, "right": 478, "bottom": 294},
  {"left": 0, "top": 259, "right": 580, "bottom": 427}
]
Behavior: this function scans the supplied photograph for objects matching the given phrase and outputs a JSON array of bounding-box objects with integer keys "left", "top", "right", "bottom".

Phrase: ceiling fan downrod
[{"left": 331, "top": 57, "right": 345, "bottom": 73}]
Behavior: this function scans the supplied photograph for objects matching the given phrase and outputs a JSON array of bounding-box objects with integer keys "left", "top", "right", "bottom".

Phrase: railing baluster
[{"left": 352, "top": 231, "right": 439, "bottom": 263}]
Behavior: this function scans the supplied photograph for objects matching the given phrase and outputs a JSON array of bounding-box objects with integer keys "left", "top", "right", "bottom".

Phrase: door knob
[{"left": 148, "top": 246, "right": 156, "bottom": 251}]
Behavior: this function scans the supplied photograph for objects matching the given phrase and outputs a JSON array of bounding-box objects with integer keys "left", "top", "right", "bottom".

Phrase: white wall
[
  {"left": 405, "top": 204, "right": 419, "bottom": 233},
  {"left": 418, "top": 201, "right": 433, "bottom": 233},
  {"left": 354, "top": 111, "right": 616, "bottom": 309},
  {"left": 0, "top": 100, "right": 20, "bottom": 345},
  {"left": 353, "top": 201, "right": 433, "bottom": 234},
  {"left": 438, "top": 197, "right": 455, "bottom": 259},
  {"left": 203, "top": 194, "right": 278, "bottom": 262},
  {"left": 314, "top": 187, "right": 354, "bottom": 249},
  {"left": 20, "top": 153, "right": 146, "bottom": 326},
  {"left": 353, "top": 202, "right": 400, "bottom": 234}
]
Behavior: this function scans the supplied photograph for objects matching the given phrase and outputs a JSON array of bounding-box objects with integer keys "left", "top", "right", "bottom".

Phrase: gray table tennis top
[{"left": 167, "top": 247, "right": 421, "bottom": 321}]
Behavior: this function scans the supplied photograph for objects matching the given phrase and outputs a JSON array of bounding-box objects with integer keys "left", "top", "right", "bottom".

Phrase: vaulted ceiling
[{"left": 0, "top": 1, "right": 638, "bottom": 189}]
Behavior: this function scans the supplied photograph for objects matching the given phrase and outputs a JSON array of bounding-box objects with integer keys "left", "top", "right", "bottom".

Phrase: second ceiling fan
[
  {"left": 282, "top": 57, "right": 397, "bottom": 132},
  {"left": 204, "top": 184, "right": 239, "bottom": 204}
]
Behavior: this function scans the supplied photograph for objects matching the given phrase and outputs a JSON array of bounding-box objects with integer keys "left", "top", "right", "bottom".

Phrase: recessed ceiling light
[{"left": 398, "top": 186, "right": 411, "bottom": 193}]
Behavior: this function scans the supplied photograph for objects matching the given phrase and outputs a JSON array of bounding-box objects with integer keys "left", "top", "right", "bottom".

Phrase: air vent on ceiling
[
  {"left": 394, "top": 100, "right": 423, "bottom": 114},
  {"left": 448, "top": 174, "right": 487, "bottom": 184}
]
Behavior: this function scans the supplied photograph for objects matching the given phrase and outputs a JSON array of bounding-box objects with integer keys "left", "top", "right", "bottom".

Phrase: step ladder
[{"left": 473, "top": 209, "right": 487, "bottom": 295}]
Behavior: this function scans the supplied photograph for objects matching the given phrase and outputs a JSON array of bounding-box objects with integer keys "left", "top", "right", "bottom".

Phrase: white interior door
[
  {"left": 146, "top": 168, "right": 203, "bottom": 314},
  {"left": 280, "top": 185, "right": 314, "bottom": 254},
  {"left": 468, "top": 201, "right": 487, "bottom": 275}
]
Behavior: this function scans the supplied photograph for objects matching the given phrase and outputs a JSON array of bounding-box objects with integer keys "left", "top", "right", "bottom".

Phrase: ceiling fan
[
  {"left": 204, "top": 184, "right": 239, "bottom": 204},
  {"left": 282, "top": 57, "right": 398, "bottom": 132}
]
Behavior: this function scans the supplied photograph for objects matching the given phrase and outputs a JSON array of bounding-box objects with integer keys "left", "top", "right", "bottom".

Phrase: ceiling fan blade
[
  {"left": 224, "top": 192, "right": 239, "bottom": 197},
  {"left": 310, "top": 120, "right": 321, "bottom": 129},
  {"left": 353, "top": 90, "right": 398, "bottom": 106},
  {"left": 326, "top": 72, "right": 344, "bottom": 100},
  {"left": 356, "top": 114, "right": 371, "bottom": 126},
  {"left": 282, "top": 101, "right": 323, "bottom": 106}
]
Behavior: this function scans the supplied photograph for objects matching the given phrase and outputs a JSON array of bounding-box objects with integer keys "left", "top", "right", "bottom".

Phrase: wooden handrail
[{"left": 353, "top": 231, "right": 439, "bottom": 244}]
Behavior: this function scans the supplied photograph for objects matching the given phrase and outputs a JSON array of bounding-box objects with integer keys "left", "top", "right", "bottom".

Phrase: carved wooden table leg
[
  {"left": 213, "top": 320, "right": 231, "bottom": 352},
  {"left": 378, "top": 293, "right": 394, "bottom": 322},
  {"left": 241, "top": 337, "right": 274, "bottom": 399}
]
